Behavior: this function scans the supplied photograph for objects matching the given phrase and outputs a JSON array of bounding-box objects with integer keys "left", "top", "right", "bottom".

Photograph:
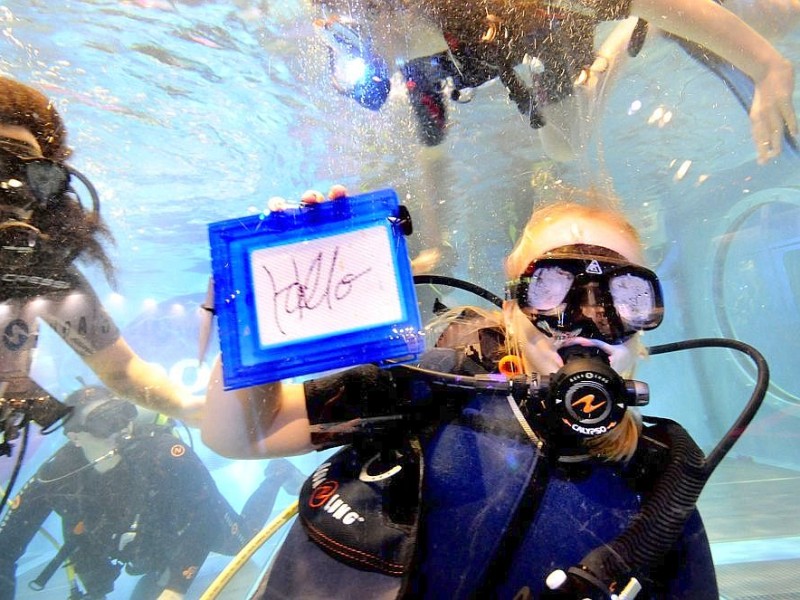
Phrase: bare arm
[
  {"left": 84, "top": 337, "right": 204, "bottom": 426},
  {"left": 199, "top": 185, "right": 349, "bottom": 459},
  {"left": 631, "top": 0, "right": 797, "bottom": 163},
  {"left": 200, "top": 358, "right": 314, "bottom": 459}
]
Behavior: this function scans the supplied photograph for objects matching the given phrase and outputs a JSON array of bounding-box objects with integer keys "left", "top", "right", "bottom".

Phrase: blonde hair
[
  {"left": 505, "top": 189, "right": 643, "bottom": 280},
  {"left": 432, "top": 192, "right": 647, "bottom": 463}
]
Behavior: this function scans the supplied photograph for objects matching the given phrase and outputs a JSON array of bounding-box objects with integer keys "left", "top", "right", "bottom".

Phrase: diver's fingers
[
  {"left": 267, "top": 186, "right": 347, "bottom": 212},
  {"left": 302, "top": 185, "right": 347, "bottom": 204},
  {"left": 267, "top": 196, "right": 290, "bottom": 211},
  {"left": 782, "top": 99, "right": 798, "bottom": 138},
  {"left": 770, "top": 123, "right": 784, "bottom": 159},
  {"left": 301, "top": 189, "right": 326, "bottom": 204},
  {"left": 328, "top": 184, "right": 347, "bottom": 199},
  {"left": 766, "top": 110, "right": 788, "bottom": 163},
  {"left": 410, "top": 248, "right": 442, "bottom": 275},
  {"left": 751, "top": 105, "right": 783, "bottom": 164},
  {"left": 780, "top": 64, "right": 798, "bottom": 137}
]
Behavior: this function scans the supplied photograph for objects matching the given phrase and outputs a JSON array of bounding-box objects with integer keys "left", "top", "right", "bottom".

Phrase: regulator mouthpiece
[{"left": 535, "top": 345, "right": 649, "bottom": 438}]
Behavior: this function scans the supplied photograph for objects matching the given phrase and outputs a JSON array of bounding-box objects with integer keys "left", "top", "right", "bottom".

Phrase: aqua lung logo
[
  {"left": 585, "top": 260, "right": 603, "bottom": 275},
  {"left": 3, "top": 319, "right": 30, "bottom": 351},
  {"left": 562, "top": 372, "right": 615, "bottom": 436},
  {"left": 307, "top": 462, "right": 365, "bottom": 526}
]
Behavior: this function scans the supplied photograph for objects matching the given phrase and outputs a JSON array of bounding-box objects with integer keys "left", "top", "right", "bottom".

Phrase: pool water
[{"left": 1, "top": 1, "right": 799, "bottom": 598}]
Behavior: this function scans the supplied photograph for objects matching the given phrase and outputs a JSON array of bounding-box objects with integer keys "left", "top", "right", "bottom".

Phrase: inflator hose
[{"left": 579, "top": 418, "right": 707, "bottom": 584}]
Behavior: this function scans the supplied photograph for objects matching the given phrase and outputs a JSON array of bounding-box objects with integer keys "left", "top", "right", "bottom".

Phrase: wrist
[
  {"left": 749, "top": 45, "right": 791, "bottom": 83},
  {"left": 303, "top": 365, "right": 426, "bottom": 447}
]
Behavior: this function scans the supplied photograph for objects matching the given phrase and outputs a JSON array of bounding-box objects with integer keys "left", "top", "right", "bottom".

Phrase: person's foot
[{"left": 411, "top": 242, "right": 457, "bottom": 275}]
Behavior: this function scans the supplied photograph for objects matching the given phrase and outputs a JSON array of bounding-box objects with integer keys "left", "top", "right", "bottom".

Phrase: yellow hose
[{"left": 199, "top": 500, "right": 299, "bottom": 600}]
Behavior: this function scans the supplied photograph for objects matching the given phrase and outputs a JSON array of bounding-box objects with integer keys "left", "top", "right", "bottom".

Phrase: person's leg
[
  {"left": 239, "top": 458, "right": 306, "bottom": 537},
  {"left": 70, "top": 547, "right": 121, "bottom": 600},
  {"left": 538, "top": 16, "right": 642, "bottom": 162},
  {"left": 129, "top": 572, "right": 164, "bottom": 600}
]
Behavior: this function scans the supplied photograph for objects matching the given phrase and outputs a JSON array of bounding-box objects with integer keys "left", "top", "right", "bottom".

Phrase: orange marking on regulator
[{"left": 498, "top": 355, "right": 523, "bottom": 377}]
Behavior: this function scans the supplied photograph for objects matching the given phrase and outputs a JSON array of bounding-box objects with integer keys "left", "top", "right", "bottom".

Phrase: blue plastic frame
[{"left": 208, "top": 189, "right": 423, "bottom": 390}]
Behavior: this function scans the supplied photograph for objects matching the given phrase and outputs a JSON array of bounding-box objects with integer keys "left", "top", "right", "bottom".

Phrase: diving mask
[
  {"left": 0, "top": 145, "right": 71, "bottom": 208},
  {"left": 506, "top": 245, "right": 664, "bottom": 345},
  {"left": 1, "top": 140, "right": 101, "bottom": 259}
]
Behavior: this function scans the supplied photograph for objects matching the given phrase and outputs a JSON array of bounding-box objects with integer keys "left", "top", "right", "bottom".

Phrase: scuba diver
[
  {"left": 0, "top": 385, "right": 306, "bottom": 600},
  {"left": 201, "top": 187, "right": 722, "bottom": 598},
  {"left": 0, "top": 76, "right": 203, "bottom": 469},
  {"left": 312, "top": 0, "right": 796, "bottom": 164}
]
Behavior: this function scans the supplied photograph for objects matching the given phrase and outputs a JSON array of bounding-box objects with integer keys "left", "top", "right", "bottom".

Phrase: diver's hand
[
  {"left": 304, "top": 364, "right": 432, "bottom": 447},
  {"left": 265, "top": 184, "right": 347, "bottom": 212},
  {"left": 300, "top": 184, "right": 348, "bottom": 204},
  {"left": 275, "top": 185, "right": 441, "bottom": 275},
  {"left": 751, "top": 56, "right": 797, "bottom": 164}
]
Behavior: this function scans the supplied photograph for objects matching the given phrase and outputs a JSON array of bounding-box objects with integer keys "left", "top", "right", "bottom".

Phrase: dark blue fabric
[
  {"left": 412, "top": 393, "right": 718, "bottom": 599},
  {"left": 256, "top": 391, "right": 718, "bottom": 599},
  {"left": 411, "top": 393, "right": 539, "bottom": 597},
  {"left": 254, "top": 519, "right": 401, "bottom": 600}
]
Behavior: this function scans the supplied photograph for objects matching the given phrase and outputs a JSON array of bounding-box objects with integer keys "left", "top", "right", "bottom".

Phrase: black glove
[{"left": 304, "top": 364, "right": 431, "bottom": 447}]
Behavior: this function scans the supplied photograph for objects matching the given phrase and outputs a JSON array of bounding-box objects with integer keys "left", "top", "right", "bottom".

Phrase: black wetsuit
[
  {"left": 399, "top": 0, "right": 635, "bottom": 143},
  {"left": 0, "top": 429, "right": 254, "bottom": 599}
]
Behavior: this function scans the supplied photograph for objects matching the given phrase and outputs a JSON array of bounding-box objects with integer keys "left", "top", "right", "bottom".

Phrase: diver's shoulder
[
  {"left": 128, "top": 427, "right": 195, "bottom": 459},
  {"left": 37, "top": 443, "right": 87, "bottom": 480}
]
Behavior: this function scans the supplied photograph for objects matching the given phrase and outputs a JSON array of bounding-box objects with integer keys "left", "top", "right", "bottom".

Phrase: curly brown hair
[
  {"left": 0, "top": 77, "right": 116, "bottom": 283},
  {"left": 0, "top": 77, "right": 70, "bottom": 161}
]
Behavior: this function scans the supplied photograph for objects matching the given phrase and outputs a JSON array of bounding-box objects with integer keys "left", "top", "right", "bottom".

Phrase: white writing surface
[{"left": 250, "top": 225, "right": 403, "bottom": 347}]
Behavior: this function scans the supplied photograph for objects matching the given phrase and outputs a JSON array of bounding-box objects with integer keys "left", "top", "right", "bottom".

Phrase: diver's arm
[
  {"left": 630, "top": 0, "right": 797, "bottom": 163},
  {"left": 201, "top": 360, "right": 420, "bottom": 458},
  {"left": 200, "top": 357, "right": 313, "bottom": 459},
  {"left": 152, "top": 437, "right": 220, "bottom": 599},
  {"left": 84, "top": 337, "right": 204, "bottom": 427}
]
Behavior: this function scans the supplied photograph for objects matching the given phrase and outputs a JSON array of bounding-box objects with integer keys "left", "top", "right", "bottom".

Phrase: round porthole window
[{"left": 714, "top": 188, "right": 800, "bottom": 406}]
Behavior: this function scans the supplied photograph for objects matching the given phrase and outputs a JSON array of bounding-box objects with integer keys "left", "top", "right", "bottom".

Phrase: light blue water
[{"left": 1, "top": 1, "right": 799, "bottom": 598}]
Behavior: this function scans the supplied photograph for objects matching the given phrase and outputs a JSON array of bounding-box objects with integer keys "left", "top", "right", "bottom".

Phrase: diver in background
[
  {"left": 0, "top": 385, "right": 306, "bottom": 600},
  {"left": 0, "top": 76, "right": 203, "bottom": 444},
  {"left": 312, "top": 0, "right": 796, "bottom": 164},
  {"left": 202, "top": 186, "right": 717, "bottom": 598}
]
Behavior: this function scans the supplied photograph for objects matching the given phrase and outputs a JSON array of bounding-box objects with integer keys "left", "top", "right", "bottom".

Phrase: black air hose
[{"left": 579, "top": 419, "right": 707, "bottom": 582}]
